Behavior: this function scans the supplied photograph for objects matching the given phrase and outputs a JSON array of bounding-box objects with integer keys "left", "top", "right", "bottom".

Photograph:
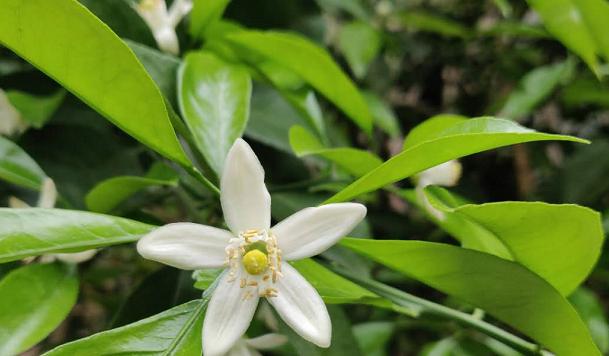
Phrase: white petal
[
  {"left": 221, "top": 139, "right": 271, "bottom": 234},
  {"left": 0, "top": 88, "right": 27, "bottom": 136},
  {"left": 8, "top": 197, "right": 29, "bottom": 208},
  {"left": 167, "top": 0, "right": 193, "bottom": 27},
  {"left": 267, "top": 263, "right": 331, "bottom": 348},
  {"left": 245, "top": 333, "right": 288, "bottom": 350},
  {"left": 37, "top": 178, "right": 57, "bottom": 208},
  {"left": 226, "top": 341, "right": 260, "bottom": 356},
  {"left": 136, "top": 223, "right": 231, "bottom": 270},
  {"left": 273, "top": 203, "right": 366, "bottom": 261},
  {"left": 54, "top": 250, "right": 97, "bottom": 264},
  {"left": 203, "top": 271, "right": 259, "bottom": 356},
  {"left": 416, "top": 160, "right": 462, "bottom": 187}
]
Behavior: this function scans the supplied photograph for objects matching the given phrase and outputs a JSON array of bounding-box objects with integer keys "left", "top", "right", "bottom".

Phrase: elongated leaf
[
  {"left": 0, "top": 263, "right": 78, "bottom": 355},
  {"left": 178, "top": 51, "right": 252, "bottom": 174},
  {"left": 498, "top": 60, "right": 573, "bottom": 120},
  {"left": 0, "top": 208, "right": 154, "bottom": 263},
  {"left": 342, "top": 238, "right": 600, "bottom": 355},
  {"left": 399, "top": 11, "right": 472, "bottom": 38},
  {"left": 424, "top": 187, "right": 603, "bottom": 295},
  {"left": 526, "top": 0, "right": 609, "bottom": 75},
  {"left": 6, "top": 90, "right": 65, "bottom": 128},
  {"left": 45, "top": 298, "right": 209, "bottom": 355},
  {"left": 190, "top": 0, "right": 231, "bottom": 38},
  {"left": 224, "top": 30, "right": 373, "bottom": 133},
  {"left": 326, "top": 117, "right": 587, "bottom": 203},
  {"left": 86, "top": 175, "right": 178, "bottom": 213},
  {"left": 292, "top": 259, "right": 389, "bottom": 307},
  {"left": 363, "top": 91, "right": 401, "bottom": 138},
  {"left": 338, "top": 21, "right": 382, "bottom": 79},
  {"left": 0, "top": 0, "right": 190, "bottom": 165},
  {"left": 0, "top": 136, "right": 46, "bottom": 190},
  {"left": 290, "top": 126, "right": 382, "bottom": 177}
]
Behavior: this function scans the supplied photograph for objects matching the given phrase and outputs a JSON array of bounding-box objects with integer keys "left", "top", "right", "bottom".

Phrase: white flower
[
  {"left": 416, "top": 160, "right": 462, "bottom": 188},
  {"left": 226, "top": 333, "right": 287, "bottom": 356},
  {"left": 0, "top": 88, "right": 27, "bottom": 136},
  {"left": 10, "top": 178, "right": 97, "bottom": 264},
  {"left": 414, "top": 160, "right": 462, "bottom": 220},
  {"left": 137, "top": 139, "right": 366, "bottom": 356},
  {"left": 134, "top": 0, "right": 193, "bottom": 55}
]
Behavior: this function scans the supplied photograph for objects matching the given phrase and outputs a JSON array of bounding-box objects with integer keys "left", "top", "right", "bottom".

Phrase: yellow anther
[{"left": 242, "top": 249, "right": 269, "bottom": 275}]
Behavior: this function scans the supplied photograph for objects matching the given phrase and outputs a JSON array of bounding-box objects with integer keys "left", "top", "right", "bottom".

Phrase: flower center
[
  {"left": 242, "top": 249, "right": 268, "bottom": 275},
  {"left": 224, "top": 228, "right": 283, "bottom": 300}
]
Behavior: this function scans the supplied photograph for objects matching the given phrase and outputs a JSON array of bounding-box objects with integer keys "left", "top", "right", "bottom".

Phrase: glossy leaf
[
  {"left": 498, "top": 60, "right": 573, "bottom": 120},
  {"left": 338, "top": 21, "right": 382, "bottom": 79},
  {"left": 44, "top": 298, "right": 209, "bottom": 355},
  {"left": 342, "top": 238, "right": 600, "bottom": 355},
  {"left": 526, "top": 0, "right": 609, "bottom": 75},
  {"left": 290, "top": 126, "right": 382, "bottom": 177},
  {"left": 0, "top": 208, "right": 154, "bottom": 263},
  {"left": 0, "top": 263, "right": 78, "bottom": 355},
  {"left": 85, "top": 175, "right": 178, "bottom": 214},
  {"left": 190, "top": 0, "right": 231, "bottom": 38},
  {"left": 178, "top": 51, "right": 252, "bottom": 174},
  {"left": 570, "top": 288, "right": 609, "bottom": 353},
  {"left": 292, "top": 258, "right": 388, "bottom": 307},
  {"left": 0, "top": 136, "right": 46, "bottom": 190},
  {"left": 0, "top": 0, "right": 190, "bottom": 165},
  {"left": 363, "top": 91, "right": 401, "bottom": 138},
  {"left": 326, "top": 117, "right": 587, "bottom": 203},
  {"left": 424, "top": 186, "right": 604, "bottom": 295},
  {"left": 224, "top": 30, "right": 373, "bottom": 133},
  {"left": 5, "top": 90, "right": 65, "bottom": 128}
]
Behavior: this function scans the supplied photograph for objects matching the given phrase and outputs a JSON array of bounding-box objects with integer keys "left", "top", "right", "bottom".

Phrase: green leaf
[
  {"left": 399, "top": 10, "right": 472, "bottom": 38},
  {"left": 5, "top": 90, "right": 65, "bottom": 128},
  {"left": 0, "top": 263, "right": 78, "bottom": 355},
  {"left": 85, "top": 173, "right": 178, "bottom": 214},
  {"left": 525, "top": 0, "right": 609, "bottom": 75},
  {"left": 352, "top": 322, "right": 394, "bottom": 356},
  {"left": 363, "top": 91, "right": 401, "bottom": 138},
  {"left": 0, "top": 208, "right": 154, "bottom": 263},
  {"left": 423, "top": 187, "right": 604, "bottom": 295},
  {"left": 0, "top": 0, "right": 190, "bottom": 165},
  {"left": 338, "top": 21, "right": 382, "bottom": 79},
  {"left": 290, "top": 126, "right": 382, "bottom": 177},
  {"left": 292, "top": 258, "right": 388, "bottom": 307},
  {"left": 497, "top": 60, "right": 573, "bottom": 120},
  {"left": 342, "top": 238, "right": 600, "bottom": 355},
  {"left": 178, "top": 51, "right": 252, "bottom": 174},
  {"left": 0, "top": 136, "right": 46, "bottom": 190},
  {"left": 570, "top": 288, "right": 609, "bottom": 353},
  {"left": 190, "top": 0, "right": 231, "bottom": 38},
  {"left": 326, "top": 117, "right": 587, "bottom": 203},
  {"left": 44, "top": 298, "right": 210, "bottom": 356},
  {"left": 246, "top": 84, "right": 316, "bottom": 153},
  {"left": 224, "top": 30, "right": 373, "bottom": 133}
]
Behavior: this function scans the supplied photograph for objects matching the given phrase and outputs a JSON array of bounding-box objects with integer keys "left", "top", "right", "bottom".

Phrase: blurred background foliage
[{"left": 2, "top": 0, "right": 609, "bottom": 354}]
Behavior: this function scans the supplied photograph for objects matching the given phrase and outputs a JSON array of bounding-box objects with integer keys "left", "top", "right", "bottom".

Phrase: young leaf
[
  {"left": 342, "top": 238, "right": 600, "bottom": 355},
  {"left": 399, "top": 10, "right": 472, "bottom": 38},
  {"left": 190, "top": 0, "right": 231, "bottom": 38},
  {"left": 325, "top": 117, "right": 588, "bottom": 203},
  {"left": 44, "top": 298, "right": 210, "bottom": 355},
  {"left": 289, "top": 126, "right": 382, "bottom": 178},
  {"left": 424, "top": 187, "right": 604, "bottom": 295},
  {"left": 0, "top": 0, "right": 190, "bottom": 166},
  {"left": 5, "top": 90, "right": 66, "bottom": 128},
  {"left": 0, "top": 208, "right": 154, "bottom": 263},
  {"left": 338, "top": 21, "right": 382, "bottom": 79},
  {"left": 224, "top": 30, "right": 373, "bottom": 133},
  {"left": 526, "top": 0, "right": 609, "bottom": 76},
  {"left": 85, "top": 175, "right": 178, "bottom": 213},
  {"left": 0, "top": 263, "right": 78, "bottom": 355},
  {"left": 0, "top": 136, "right": 46, "bottom": 190},
  {"left": 178, "top": 51, "right": 252, "bottom": 174},
  {"left": 498, "top": 60, "right": 573, "bottom": 121}
]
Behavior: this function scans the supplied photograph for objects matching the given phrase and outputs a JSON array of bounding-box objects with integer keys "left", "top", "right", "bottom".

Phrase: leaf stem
[{"left": 329, "top": 265, "right": 544, "bottom": 355}]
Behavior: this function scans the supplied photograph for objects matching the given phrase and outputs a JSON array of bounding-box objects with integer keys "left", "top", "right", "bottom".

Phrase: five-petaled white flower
[
  {"left": 137, "top": 139, "right": 366, "bottom": 356},
  {"left": 10, "top": 178, "right": 97, "bottom": 263},
  {"left": 134, "top": 0, "right": 193, "bottom": 55}
]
